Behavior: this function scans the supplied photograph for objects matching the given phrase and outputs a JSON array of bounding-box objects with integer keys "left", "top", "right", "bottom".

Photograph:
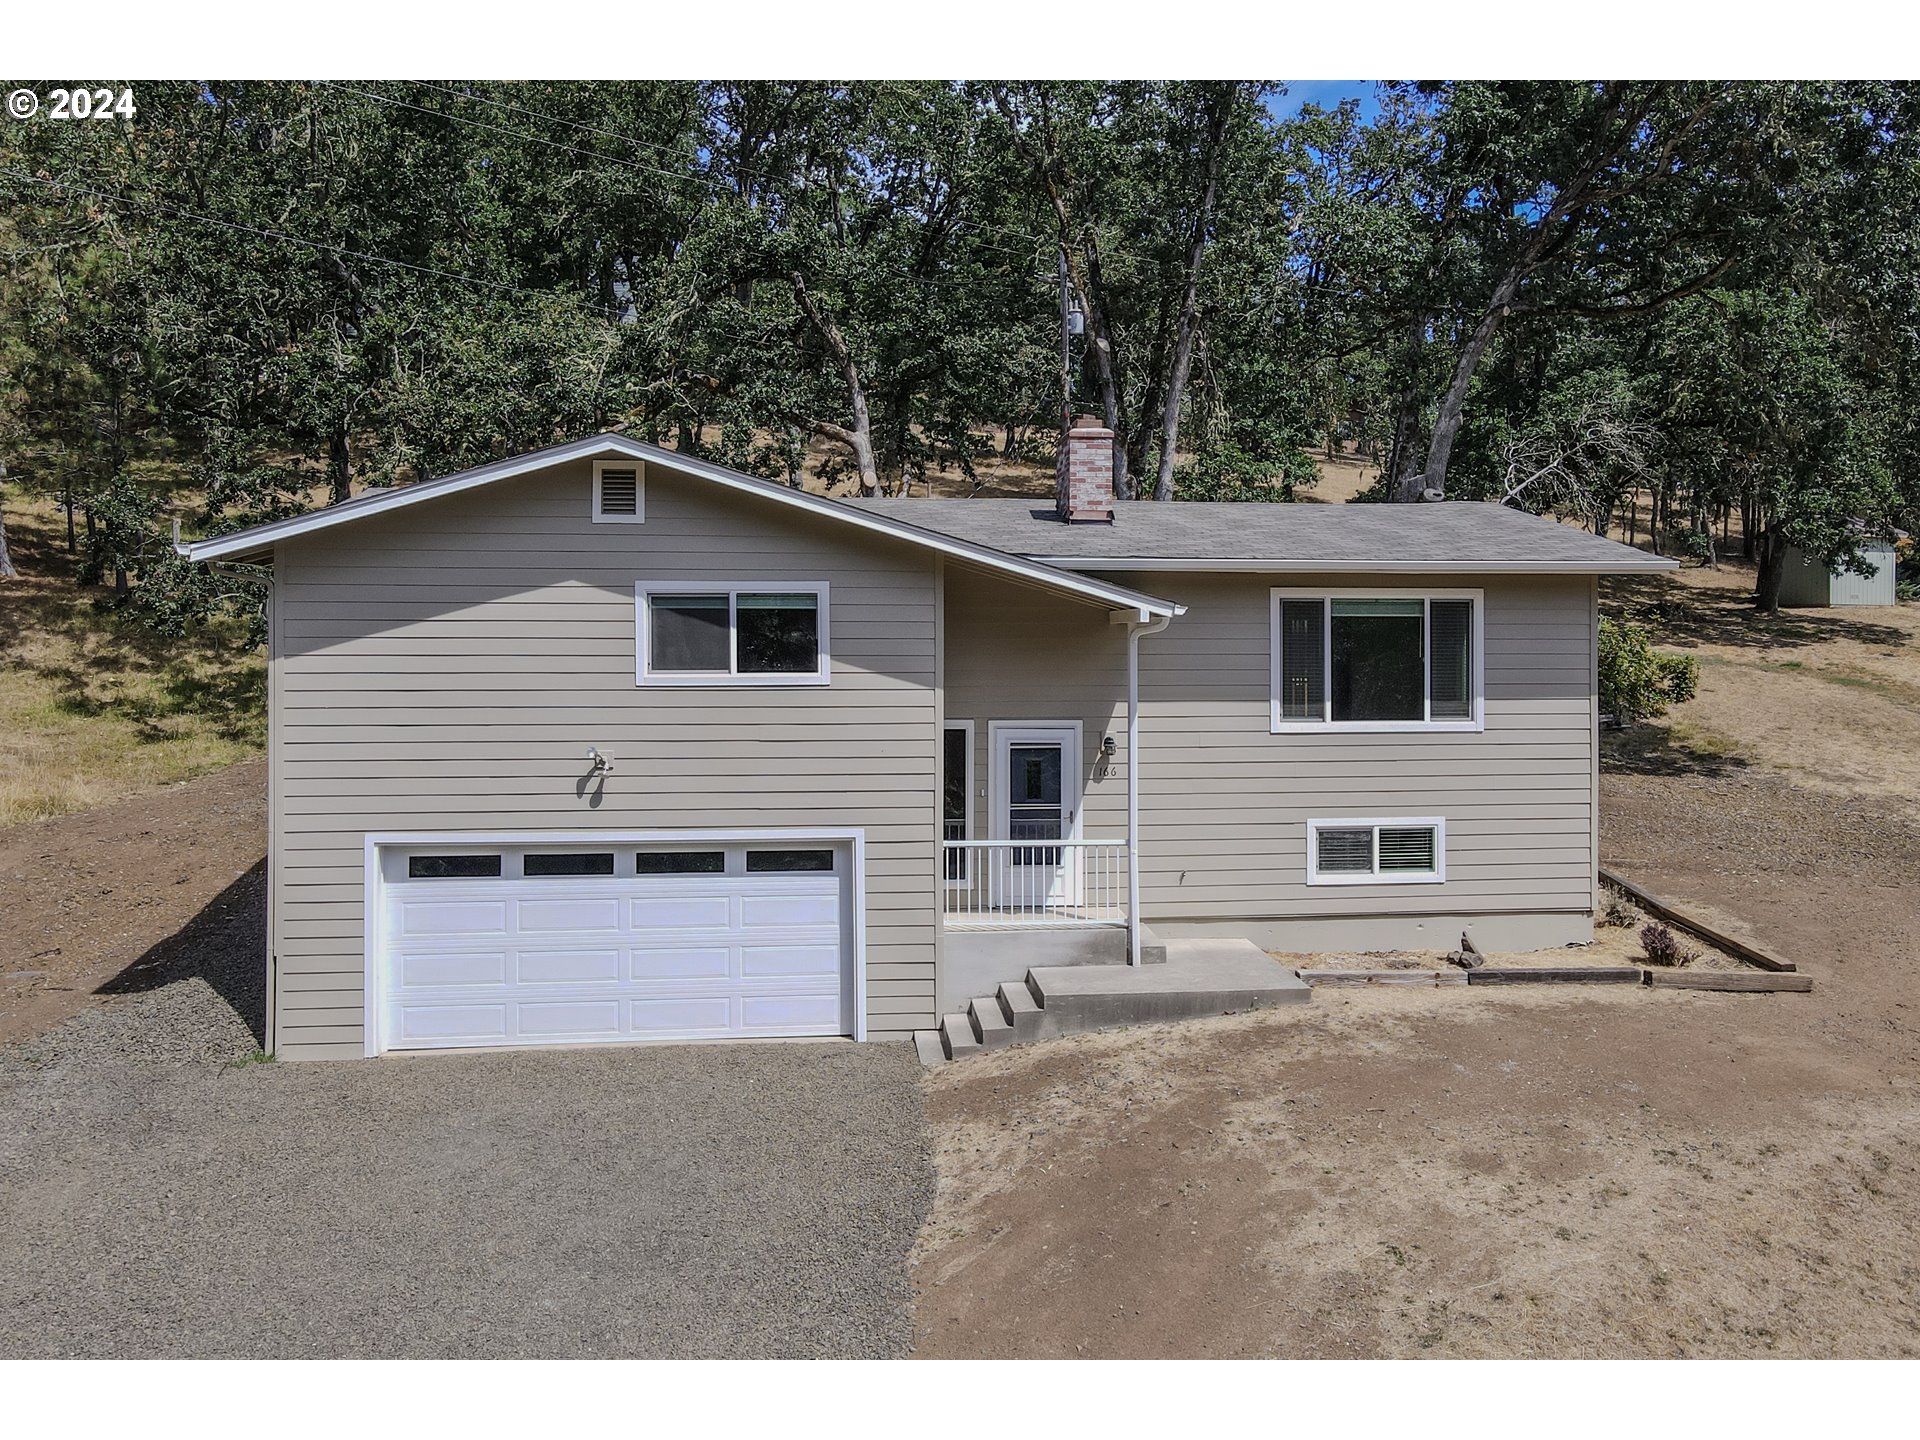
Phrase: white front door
[{"left": 989, "top": 723, "right": 1082, "bottom": 913}]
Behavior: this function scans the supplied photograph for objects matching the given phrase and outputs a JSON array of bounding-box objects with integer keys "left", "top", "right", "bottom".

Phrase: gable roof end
[{"left": 177, "top": 434, "right": 1185, "bottom": 620}]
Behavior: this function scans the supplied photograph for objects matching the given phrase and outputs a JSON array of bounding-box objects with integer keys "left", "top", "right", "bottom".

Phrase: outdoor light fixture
[
  {"left": 587, "top": 746, "right": 614, "bottom": 774},
  {"left": 1102, "top": 734, "right": 1117, "bottom": 758}
]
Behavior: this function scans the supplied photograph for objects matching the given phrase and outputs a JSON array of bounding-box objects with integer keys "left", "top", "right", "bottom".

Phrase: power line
[
  {"left": 0, "top": 166, "right": 899, "bottom": 356},
  {"left": 318, "top": 82, "right": 706, "bottom": 193},
  {"left": 0, "top": 165, "right": 628, "bottom": 317},
  {"left": 407, "top": 79, "right": 704, "bottom": 169},
  {"left": 363, "top": 80, "right": 1056, "bottom": 271}
]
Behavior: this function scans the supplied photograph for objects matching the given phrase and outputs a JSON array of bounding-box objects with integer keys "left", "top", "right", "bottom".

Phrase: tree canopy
[{"left": 2, "top": 79, "right": 1916, "bottom": 622}]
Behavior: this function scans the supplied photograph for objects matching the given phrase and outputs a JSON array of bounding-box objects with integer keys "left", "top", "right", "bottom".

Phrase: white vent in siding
[
  {"left": 1308, "top": 817, "right": 1446, "bottom": 885},
  {"left": 592, "top": 460, "right": 645, "bottom": 523}
]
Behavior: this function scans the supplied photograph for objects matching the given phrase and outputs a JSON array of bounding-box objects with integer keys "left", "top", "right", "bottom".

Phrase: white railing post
[{"left": 941, "top": 839, "right": 1128, "bottom": 930}]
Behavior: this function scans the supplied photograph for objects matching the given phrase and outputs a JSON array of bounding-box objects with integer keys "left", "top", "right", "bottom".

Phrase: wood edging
[
  {"left": 1646, "top": 969, "right": 1814, "bottom": 993},
  {"left": 1466, "top": 967, "right": 1643, "bottom": 985},
  {"left": 1299, "top": 969, "right": 1468, "bottom": 987},
  {"left": 1296, "top": 965, "right": 1813, "bottom": 994},
  {"left": 1599, "top": 867, "right": 1798, "bottom": 972}
]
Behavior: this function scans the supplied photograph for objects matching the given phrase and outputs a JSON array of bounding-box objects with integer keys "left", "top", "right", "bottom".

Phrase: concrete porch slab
[{"left": 1027, "top": 939, "right": 1309, "bottom": 1037}]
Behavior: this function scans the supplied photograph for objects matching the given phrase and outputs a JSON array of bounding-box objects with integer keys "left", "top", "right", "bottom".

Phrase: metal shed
[{"left": 1778, "top": 536, "right": 1901, "bottom": 607}]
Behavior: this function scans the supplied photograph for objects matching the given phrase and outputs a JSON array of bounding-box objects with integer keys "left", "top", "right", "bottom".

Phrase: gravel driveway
[{"left": 0, "top": 935, "right": 933, "bottom": 1358}]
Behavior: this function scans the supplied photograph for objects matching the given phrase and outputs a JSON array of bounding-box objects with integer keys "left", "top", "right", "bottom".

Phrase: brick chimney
[{"left": 1056, "top": 415, "right": 1116, "bottom": 523}]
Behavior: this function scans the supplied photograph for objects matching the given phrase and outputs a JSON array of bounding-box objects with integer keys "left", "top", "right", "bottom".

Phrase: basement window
[
  {"left": 636, "top": 583, "right": 830, "bottom": 686},
  {"left": 592, "top": 460, "right": 645, "bottom": 523},
  {"left": 1306, "top": 819, "right": 1445, "bottom": 885}
]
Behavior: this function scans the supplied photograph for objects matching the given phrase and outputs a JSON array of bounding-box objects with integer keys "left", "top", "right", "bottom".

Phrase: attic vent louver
[
  {"left": 593, "top": 461, "right": 644, "bottom": 523},
  {"left": 599, "top": 470, "right": 639, "bottom": 514}
]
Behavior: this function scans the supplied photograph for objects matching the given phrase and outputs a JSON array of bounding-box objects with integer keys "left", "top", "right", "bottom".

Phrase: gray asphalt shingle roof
[{"left": 838, "top": 497, "right": 1672, "bottom": 572}]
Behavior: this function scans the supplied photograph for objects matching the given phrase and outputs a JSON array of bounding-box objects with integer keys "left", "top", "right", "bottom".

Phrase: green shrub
[{"left": 1599, "top": 617, "right": 1699, "bottom": 722}]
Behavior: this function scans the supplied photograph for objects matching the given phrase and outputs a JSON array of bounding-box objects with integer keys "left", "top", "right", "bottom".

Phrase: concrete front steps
[{"left": 914, "top": 938, "right": 1311, "bottom": 1065}]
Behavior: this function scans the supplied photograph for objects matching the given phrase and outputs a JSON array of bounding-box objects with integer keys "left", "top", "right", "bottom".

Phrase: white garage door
[{"left": 376, "top": 840, "right": 852, "bottom": 1051}]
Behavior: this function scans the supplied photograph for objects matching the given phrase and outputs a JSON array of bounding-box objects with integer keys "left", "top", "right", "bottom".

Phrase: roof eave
[
  {"left": 1028, "top": 556, "right": 1682, "bottom": 575},
  {"left": 176, "top": 433, "right": 1184, "bottom": 619}
]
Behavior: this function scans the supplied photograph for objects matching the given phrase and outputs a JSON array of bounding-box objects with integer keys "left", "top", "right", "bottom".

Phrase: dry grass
[
  {"left": 0, "top": 498, "right": 264, "bottom": 829},
  {"left": 1606, "top": 559, "right": 1920, "bottom": 803}
]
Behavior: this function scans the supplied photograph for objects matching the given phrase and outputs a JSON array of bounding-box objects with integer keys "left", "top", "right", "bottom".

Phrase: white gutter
[
  {"left": 1037, "top": 556, "right": 1680, "bottom": 574},
  {"left": 1113, "top": 606, "right": 1175, "bottom": 966}
]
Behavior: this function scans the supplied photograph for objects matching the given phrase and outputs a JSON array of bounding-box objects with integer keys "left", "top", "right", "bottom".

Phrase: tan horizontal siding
[
  {"left": 1122, "top": 571, "right": 1596, "bottom": 925},
  {"left": 939, "top": 568, "right": 1596, "bottom": 932},
  {"left": 268, "top": 456, "right": 941, "bottom": 1053}
]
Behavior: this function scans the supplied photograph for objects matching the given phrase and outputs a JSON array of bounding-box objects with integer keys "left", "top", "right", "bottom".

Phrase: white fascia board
[
  {"left": 1032, "top": 556, "right": 1681, "bottom": 575},
  {"left": 179, "top": 433, "right": 1183, "bottom": 619}
]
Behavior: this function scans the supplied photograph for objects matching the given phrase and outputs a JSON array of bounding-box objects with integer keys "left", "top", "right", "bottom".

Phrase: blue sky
[{"left": 1271, "top": 82, "right": 1380, "bottom": 123}]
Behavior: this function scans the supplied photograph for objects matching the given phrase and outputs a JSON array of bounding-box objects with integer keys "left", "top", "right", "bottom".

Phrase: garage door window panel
[
  {"left": 523, "top": 852, "right": 616, "bottom": 877},
  {"left": 745, "top": 848, "right": 836, "bottom": 873},
  {"left": 635, "top": 850, "right": 726, "bottom": 875},
  {"left": 407, "top": 854, "right": 503, "bottom": 879}
]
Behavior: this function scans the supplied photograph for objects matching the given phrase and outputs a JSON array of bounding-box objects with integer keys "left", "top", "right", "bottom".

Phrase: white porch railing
[{"left": 943, "top": 837, "right": 1128, "bottom": 929}]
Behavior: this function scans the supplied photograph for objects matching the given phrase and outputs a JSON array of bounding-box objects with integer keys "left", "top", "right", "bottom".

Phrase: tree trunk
[
  {"left": 792, "top": 273, "right": 881, "bottom": 497},
  {"left": 1755, "top": 524, "right": 1788, "bottom": 613},
  {"left": 1384, "top": 315, "right": 1427, "bottom": 496},
  {"left": 0, "top": 465, "right": 15, "bottom": 580},
  {"left": 1412, "top": 275, "right": 1521, "bottom": 500},
  {"left": 1086, "top": 299, "right": 1128, "bottom": 500},
  {"left": 65, "top": 483, "right": 76, "bottom": 553},
  {"left": 785, "top": 425, "right": 805, "bottom": 489},
  {"left": 1153, "top": 90, "right": 1232, "bottom": 503},
  {"left": 328, "top": 415, "right": 352, "bottom": 506}
]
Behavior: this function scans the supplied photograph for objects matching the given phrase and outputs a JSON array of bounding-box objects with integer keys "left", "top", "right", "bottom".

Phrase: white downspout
[{"left": 1126, "top": 610, "right": 1173, "bottom": 966}]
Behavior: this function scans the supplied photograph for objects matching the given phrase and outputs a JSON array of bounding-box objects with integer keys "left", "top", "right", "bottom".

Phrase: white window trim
[
  {"left": 1306, "top": 816, "right": 1447, "bottom": 886},
  {"left": 1270, "top": 586, "right": 1484, "bottom": 734},
  {"left": 942, "top": 719, "right": 975, "bottom": 890},
  {"left": 634, "top": 581, "right": 831, "bottom": 687},
  {"left": 592, "top": 459, "right": 647, "bottom": 524}
]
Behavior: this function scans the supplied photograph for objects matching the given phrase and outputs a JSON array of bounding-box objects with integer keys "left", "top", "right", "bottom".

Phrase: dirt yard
[
  {"left": 0, "top": 759, "right": 266, "bottom": 1047},
  {"left": 913, "top": 571, "right": 1920, "bottom": 1359},
  {"left": 1608, "top": 560, "right": 1920, "bottom": 802}
]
